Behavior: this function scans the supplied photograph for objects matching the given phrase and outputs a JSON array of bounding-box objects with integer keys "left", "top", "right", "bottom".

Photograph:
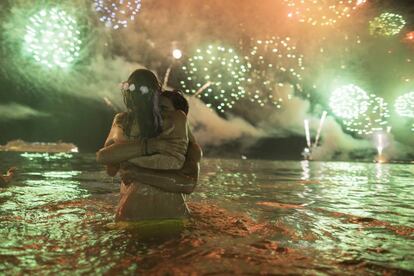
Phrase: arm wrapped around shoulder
[
  {"left": 96, "top": 139, "right": 146, "bottom": 164},
  {"left": 128, "top": 110, "right": 189, "bottom": 170},
  {"left": 96, "top": 112, "right": 150, "bottom": 165}
]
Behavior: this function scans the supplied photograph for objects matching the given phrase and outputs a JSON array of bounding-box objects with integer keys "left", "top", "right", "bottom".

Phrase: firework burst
[
  {"left": 24, "top": 8, "right": 82, "bottom": 69},
  {"left": 395, "top": 92, "right": 414, "bottom": 131},
  {"left": 369, "top": 13, "right": 406, "bottom": 37},
  {"left": 243, "top": 37, "right": 305, "bottom": 108},
  {"left": 94, "top": 0, "right": 142, "bottom": 29},
  {"left": 343, "top": 94, "right": 390, "bottom": 135},
  {"left": 395, "top": 92, "right": 414, "bottom": 118},
  {"left": 180, "top": 44, "right": 250, "bottom": 113},
  {"left": 329, "top": 84, "right": 370, "bottom": 120},
  {"left": 283, "top": 0, "right": 366, "bottom": 27}
]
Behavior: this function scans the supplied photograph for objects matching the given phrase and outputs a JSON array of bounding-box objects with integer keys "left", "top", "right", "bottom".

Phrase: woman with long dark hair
[
  {"left": 98, "top": 69, "right": 189, "bottom": 221},
  {"left": 100, "top": 90, "right": 202, "bottom": 193}
]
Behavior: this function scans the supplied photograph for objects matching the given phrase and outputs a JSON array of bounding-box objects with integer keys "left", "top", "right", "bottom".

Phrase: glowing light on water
[
  {"left": 243, "top": 37, "right": 305, "bottom": 107},
  {"left": 369, "top": 13, "right": 406, "bottom": 37},
  {"left": 314, "top": 111, "right": 328, "bottom": 147},
  {"left": 283, "top": 0, "right": 366, "bottom": 27},
  {"left": 329, "top": 84, "right": 370, "bottom": 119},
  {"left": 300, "top": 160, "right": 310, "bottom": 180},
  {"left": 343, "top": 95, "right": 390, "bottom": 135},
  {"left": 180, "top": 44, "right": 250, "bottom": 113},
  {"left": 304, "top": 119, "right": 311, "bottom": 148},
  {"left": 94, "top": 0, "right": 142, "bottom": 29},
  {"left": 24, "top": 8, "right": 82, "bottom": 69},
  {"left": 20, "top": 152, "right": 74, "bottom": 161}
]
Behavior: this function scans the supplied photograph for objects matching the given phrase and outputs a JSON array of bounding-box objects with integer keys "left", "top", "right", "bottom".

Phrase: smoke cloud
[
  {"left": 1, "top": 0, "right": 413, "bottom": 160},
  {"left": 0, "top": 103, "right": 49, "bottom": 120},
  {"left": 187, "top": 97, "right": 264, "bottom": 146}
]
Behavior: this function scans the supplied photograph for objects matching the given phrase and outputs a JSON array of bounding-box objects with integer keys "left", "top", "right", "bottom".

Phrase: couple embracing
[{"left": 96, "top": 69, "right": 202, "bottom": 221}]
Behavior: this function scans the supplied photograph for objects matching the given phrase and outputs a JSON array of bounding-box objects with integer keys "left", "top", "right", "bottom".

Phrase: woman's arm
[
  {"left": 96, "top": 135, "right": 186, "bottom": 164},
  {"left": 97, "top": 112, "right": 148, "bottom": 165},
  {"left": 97, "top": 140, "right": 146, "bottom": 164},
  {"left": 97, "top": 113, "right": 130, "bottom": 176},
  {"left": 103, "top": 113, "right": 124, "bottom": 147},
  {"left": 119, "top": 163, "right": 196, "bottom": 194},
  {"left": 120, "top": 169, "right": 196, "bottom": 194},
  {"left": 97, "top": 111, "right": 189, "bottom": 171}
]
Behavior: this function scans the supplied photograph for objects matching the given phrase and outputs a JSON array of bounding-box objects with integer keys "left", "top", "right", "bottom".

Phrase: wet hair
[
  {"left": 122, "top": 69, "right": 163, "bottom": 138},
  {"left": 161, "top": 90, "right": 189, "bottom": 115}
]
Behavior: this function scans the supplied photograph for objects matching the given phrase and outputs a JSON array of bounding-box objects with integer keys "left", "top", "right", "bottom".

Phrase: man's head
[{"left": 160, "top": 90, "right": 189, "bottom": 115}]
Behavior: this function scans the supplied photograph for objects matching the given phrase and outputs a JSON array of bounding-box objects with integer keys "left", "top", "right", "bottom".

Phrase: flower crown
[{"left": 120, "top": 82, "right": 149, "bottom": 95}]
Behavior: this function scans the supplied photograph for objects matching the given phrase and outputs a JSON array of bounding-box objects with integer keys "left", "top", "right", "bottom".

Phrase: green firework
[
  {"left": 243, "top": 36, "right": 305, "bottom": 108},
  {"left": 24, "top": 8, "right": 82, "bottom": 69},
  {"left": 369, "top": 12, "right": 406, "bottom": 37},
  {"left": 180, "top": 44, "right": 251, "bottom": 113},
  {"left": 329, "top": 84, "right": 370, "bottom": 120},
  {"left": 343, "top": 94, "right": 390, "bottom": 135},
  {"left": 395, "top": 92, "right": 414, "bottom": 118},
  {"left": 395, "top": 92, "right": 414, "bottom": 132}
]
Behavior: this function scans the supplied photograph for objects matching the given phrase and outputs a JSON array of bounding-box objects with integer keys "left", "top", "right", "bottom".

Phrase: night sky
[{"left": 0, "top": 0, "right": 413, "bottom": 160}]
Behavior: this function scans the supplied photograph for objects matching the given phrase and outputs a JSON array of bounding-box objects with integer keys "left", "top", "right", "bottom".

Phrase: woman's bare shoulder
[{"left": 113, "top": 112, "right": 128, "bottom": 126}]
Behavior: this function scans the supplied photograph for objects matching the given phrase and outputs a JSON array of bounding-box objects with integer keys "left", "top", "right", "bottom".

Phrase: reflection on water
[
  {"left": 0, "top": 153, "right": 413, "bottom": 274},
  {"left": 21, "top": 152, "right": 74, "bottom": 161},
  {"left": 0, "top": 152, "right": 123, "bottom": 274},
  {"left": 197, "top": 159, "right": 414, "bottom": 273},
  {"left": 300, "top": 160, "right": 310, "bottom": 181}
]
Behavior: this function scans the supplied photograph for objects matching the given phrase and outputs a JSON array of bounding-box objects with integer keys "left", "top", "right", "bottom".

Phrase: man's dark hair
[{"left": 162, "top": 90, "right": 189, "bottom": 115}]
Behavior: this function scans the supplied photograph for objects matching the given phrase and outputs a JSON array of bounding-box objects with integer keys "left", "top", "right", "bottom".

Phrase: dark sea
[{"left": 0, "top": 152, "right": 413, "bottom": 275}]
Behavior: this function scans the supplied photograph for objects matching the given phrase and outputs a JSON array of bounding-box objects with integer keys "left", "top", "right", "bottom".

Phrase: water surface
[{"left": 0, "top": 152, "right": 413, "bottom": 275}]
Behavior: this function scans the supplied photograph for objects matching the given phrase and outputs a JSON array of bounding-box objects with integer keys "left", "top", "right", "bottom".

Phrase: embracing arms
[
  {"left": 126, "top": 111, "right": 188, "bottom": 170},
  {"left": 96, "top": 111, "right": 202, "bottom": 194},
  {"left": 96, "top": 111, "right": 188, "bottom": 170}
]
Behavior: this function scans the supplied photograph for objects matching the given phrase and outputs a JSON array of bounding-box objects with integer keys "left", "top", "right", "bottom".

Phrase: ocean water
[{"left": 0, "top": 152, "right": 413, "bottom": 275}]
